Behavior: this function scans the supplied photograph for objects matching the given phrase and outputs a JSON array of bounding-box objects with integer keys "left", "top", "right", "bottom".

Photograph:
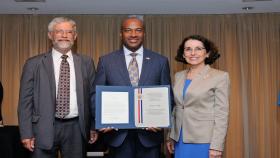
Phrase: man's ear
[
  {"left": 119, "top": 32, "right": 122, "bottom": 38},
  {"left": 47, "top": 32, "right": 53, "bottom": 40}
]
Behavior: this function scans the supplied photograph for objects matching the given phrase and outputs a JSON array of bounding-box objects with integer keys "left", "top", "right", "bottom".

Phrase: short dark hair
[
  {"left": 121, "top": 15, "right": 145, "bottom": 31},
  {"left": 175, "top": 35, "right": 220, "bottom": 65}
]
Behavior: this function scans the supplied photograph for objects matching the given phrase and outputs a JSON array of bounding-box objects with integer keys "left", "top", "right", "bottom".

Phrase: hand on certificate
[
  {"left": 145, "top": 127, "right": 162, "bottom": 132},
  {"left": 99, "top": 127, "right": 119, "bottom": 133}
]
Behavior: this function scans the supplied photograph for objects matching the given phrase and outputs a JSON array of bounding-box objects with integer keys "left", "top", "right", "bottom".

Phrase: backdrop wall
[{"left": 0, "top": 14, "right": 279, "bottom": 158}]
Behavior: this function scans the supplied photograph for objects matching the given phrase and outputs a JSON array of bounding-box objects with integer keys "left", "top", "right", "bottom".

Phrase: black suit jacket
[
  {"left": 18, "top": 51, "right": 95, "bottom": 149},
  {"left": 92, "top": 48, "right": 172, "bottom": 148}
]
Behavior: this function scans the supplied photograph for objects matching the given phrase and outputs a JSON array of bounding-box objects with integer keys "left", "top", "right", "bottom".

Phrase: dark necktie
[
  {"left": 128, "top": 53, "right": 139, "bottom": 86},
  {"left": 55, "top": 55, "right": 70, "bottom": 118}
]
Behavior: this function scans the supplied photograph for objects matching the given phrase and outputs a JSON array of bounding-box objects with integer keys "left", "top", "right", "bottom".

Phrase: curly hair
[{"left": 175, "top": 35, "right": 220, "bottom": 65}]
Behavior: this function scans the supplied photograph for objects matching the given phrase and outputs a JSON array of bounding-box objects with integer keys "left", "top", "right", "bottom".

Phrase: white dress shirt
[{"left": 52, "top": 49, "right": 78, "bottom": 118}]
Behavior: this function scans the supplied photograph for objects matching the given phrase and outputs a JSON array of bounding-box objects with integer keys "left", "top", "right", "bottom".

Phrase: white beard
[{"left": 55, "top": 41, "right": 73, "bottom": 50}]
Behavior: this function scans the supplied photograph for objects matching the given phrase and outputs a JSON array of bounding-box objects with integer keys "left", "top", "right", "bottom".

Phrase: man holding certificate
[{"left": 92, "top": 15, "right": 172, "bottom": 158}]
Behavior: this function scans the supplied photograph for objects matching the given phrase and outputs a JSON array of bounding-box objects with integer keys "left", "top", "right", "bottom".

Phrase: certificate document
[
  {"left": 101, "top": 92, "right": 129, "bottom": 124},
  {"left": 134, "top": 87, "right": 170, "bottom": 127},
  {"left": 95, "top": 85, "right": 171, "bottom": 129}
]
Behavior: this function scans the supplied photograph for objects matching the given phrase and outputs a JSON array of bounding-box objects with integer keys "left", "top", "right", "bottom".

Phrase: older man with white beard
[{"left": 18, "top": 17, "right": 97, "bottom": 158}]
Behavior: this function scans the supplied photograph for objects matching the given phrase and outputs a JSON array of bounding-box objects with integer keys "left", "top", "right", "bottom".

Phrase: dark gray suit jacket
[
  {"left": 92, "top": 48, "right": 172, "bottom": 148},
  {"left": 18, "top": 51, "right": 95, "bottom": 149}
]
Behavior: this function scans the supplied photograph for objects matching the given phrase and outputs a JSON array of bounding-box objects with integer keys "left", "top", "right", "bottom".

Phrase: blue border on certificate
[
  {"left": 95, "top": 85, "right": 171, "bottom": 129},
  {"left": 95, "top": 86, "right": 135, "bottom": 129}
]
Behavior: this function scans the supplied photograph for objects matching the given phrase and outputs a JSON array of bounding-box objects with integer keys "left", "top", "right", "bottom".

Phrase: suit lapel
[
  {"left": 174, "top": 65, "right": 211, "bottom": 105},
  {"left": 138, "top": 49, "right": 152, "bottom": 85},
  {"left": 184, "top": 65, "right": 210, "bottom": 103},
  {"left": 73, "top": 53, "right": 84, "bottom": 109},
  {"left": 42, "top": 52, "right": 56, "bottom": 103},
  {"left": 116, "top": 50, "right": 131, "bottom": 85},
  {"left": 173, "top": 70, "right": 187, "bottom": 105},
  {"left": 187, "top": 65, "right": 210, "bottom": 91}
]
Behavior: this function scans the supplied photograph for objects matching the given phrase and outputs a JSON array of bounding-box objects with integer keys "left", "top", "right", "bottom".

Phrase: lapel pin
[{"left": 146, "top": 57, "right": 151, "bottom": 60}]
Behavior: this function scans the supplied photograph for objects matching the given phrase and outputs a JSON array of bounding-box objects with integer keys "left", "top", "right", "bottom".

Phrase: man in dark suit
[
  {"left": 92, "top": 16, "right": 172, "bottom": 158},
  {"left": 18, "top": 17, "right": 97, "bottom": 158}
]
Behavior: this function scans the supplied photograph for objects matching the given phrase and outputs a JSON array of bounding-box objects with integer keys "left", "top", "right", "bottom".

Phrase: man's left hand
[{"left": 88, "top": 130, "right": 98, "bottom": 144}]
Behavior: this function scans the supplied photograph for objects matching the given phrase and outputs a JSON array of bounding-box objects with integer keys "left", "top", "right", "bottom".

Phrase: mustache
[
  {"left": 53, "top": 40, "right": 74, "bottom": 48},
  {"left": 57, "top": 39, "right": 71, "bottom": 42}
]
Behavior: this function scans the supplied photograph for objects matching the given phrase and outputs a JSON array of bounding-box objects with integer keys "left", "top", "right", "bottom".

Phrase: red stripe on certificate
[
  {"left": 137, "top": 88, "right": 143, "bottom": 123},
  {"left": 138, "top": 88, "right": 140, "bottom": 123}
]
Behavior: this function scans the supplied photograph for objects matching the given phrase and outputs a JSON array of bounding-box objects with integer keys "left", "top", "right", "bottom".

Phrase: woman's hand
[
  {"left": 209, "top": 149, "right": 222, "bottom": 158},
  {"left": 166, "top": 139, "right": 175, "bottom": 154}
]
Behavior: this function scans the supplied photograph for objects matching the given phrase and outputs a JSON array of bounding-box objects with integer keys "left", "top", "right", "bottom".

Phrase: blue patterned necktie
[
  {"left": 55, "top": 55, "right": 70, "bottom": 118},
  {"left": 128, "top": 53, "right": 139, "bottom": 86}
]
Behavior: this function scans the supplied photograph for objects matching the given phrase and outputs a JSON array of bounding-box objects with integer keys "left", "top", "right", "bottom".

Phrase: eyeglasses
[
  {"left": 53, "top": 30, "right": 76, "bottom": 36},
  {"left": 184, "top": 47, "right": 206, "bottom": 54}
]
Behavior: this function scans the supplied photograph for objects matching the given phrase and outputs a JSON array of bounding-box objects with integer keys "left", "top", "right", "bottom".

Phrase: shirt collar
[
  {"left": 123, "top": 45, "right": 143, "bottom": 56},
  {"left": 52, "top": 48, "right": 73, "bottom": 60}
]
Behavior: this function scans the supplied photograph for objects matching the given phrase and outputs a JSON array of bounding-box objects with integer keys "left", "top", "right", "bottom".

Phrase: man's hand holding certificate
[{"left": 95, "top": 85, "right": 171, "bottom": 129}]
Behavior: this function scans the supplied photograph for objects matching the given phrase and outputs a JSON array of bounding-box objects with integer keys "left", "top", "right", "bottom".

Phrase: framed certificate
[{"left": 95, "top": 85, "right": 171, "bottom": 129}]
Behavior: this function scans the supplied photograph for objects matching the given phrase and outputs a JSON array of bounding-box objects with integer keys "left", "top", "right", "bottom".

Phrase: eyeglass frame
[
  {"left": 52, "top": 29, "right": 76, "bottom": 36},
  {"left": 184, "top": 47, "right": 206, "bottom": 54}
]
